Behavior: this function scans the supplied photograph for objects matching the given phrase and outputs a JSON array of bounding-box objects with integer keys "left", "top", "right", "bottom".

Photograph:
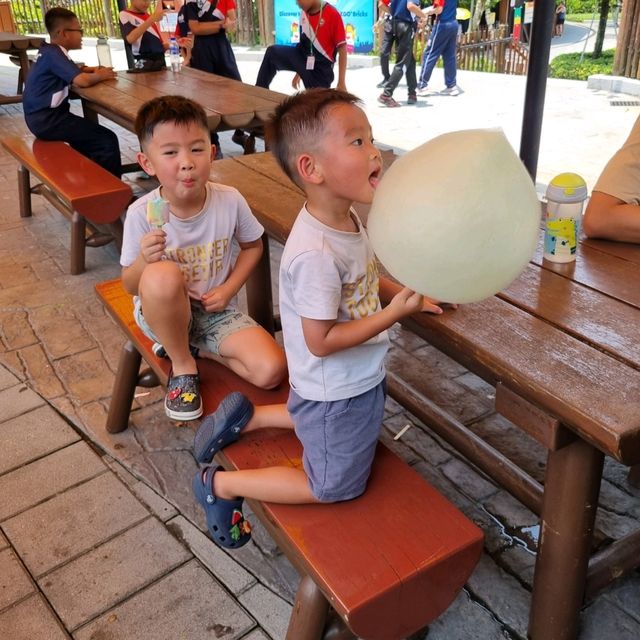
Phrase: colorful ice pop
[{"left": 146, "top": 197, "right": 170, "bottom": 228}]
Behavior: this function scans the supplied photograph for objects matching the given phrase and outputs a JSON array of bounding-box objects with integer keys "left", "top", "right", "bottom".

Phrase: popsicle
[{"left": 146, "top": 197, "right": 170, "bottom": 228}]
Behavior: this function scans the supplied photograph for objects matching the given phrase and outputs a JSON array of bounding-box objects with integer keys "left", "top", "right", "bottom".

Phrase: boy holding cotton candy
[
  {"left": 191, "top": 89, "right": 444, "bottom": 549},
  {"left": 120, "top": 95, "right": 286, "bottom": 422}
]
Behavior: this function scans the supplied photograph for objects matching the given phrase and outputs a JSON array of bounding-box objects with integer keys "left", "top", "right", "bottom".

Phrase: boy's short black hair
[
  {"left": 44, "top": 8, "right": 77, "bottom": 35},
  {"left": 266, "top": 88, "right": 362, "bottom": 188},
  {"left": 135, "top": 95, "right": 210, "bottom": 149}
]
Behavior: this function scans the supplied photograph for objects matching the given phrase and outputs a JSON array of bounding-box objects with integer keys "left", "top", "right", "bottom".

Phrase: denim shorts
[
  {"left": 287, "top": 379, "right": 386, "bottom": 503},
  {"left": 134, "top": 298, "right": 257, "bottom": 356}
]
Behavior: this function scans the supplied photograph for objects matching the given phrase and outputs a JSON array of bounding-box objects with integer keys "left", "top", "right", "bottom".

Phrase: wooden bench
[
  {"left": 96, "top": 277, "right": 484, "bottom": 639},
  {"left": 1, "top": 136, "right": 132, "bottom": 274}
]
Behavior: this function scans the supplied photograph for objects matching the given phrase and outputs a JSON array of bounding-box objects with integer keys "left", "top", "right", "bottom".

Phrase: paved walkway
[{"left": 1, "top": 26, "right": 640, "bottom": 640}]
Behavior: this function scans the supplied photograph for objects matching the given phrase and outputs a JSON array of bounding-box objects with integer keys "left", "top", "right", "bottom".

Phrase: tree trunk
[
  {"left": 471, "top": 0, "right": 488, "bottom": 31},
  {"left": 593, "top": 0, "right": 610, "bottom": 58},
  {"left": 614, "top": 0, "right": 640, "bottom": 77}
]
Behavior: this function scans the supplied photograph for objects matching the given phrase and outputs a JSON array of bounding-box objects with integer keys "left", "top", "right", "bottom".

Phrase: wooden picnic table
[
  {"left": 211, "top": 151, "right": 640, "bottom": 640},
  {"left": 0, "top": 32, "right": 44, "bottom": 105},
  {"left": 72, "top": 66, "right": 286, "bottom": 135}
]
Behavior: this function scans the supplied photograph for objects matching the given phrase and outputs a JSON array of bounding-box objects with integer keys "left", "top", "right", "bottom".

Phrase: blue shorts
[
  {"left": 134, "top": 299, "right": 257, "bottom": 356},
  {"left": 287, "top": 380, "right": 386, "bottom": 503}
]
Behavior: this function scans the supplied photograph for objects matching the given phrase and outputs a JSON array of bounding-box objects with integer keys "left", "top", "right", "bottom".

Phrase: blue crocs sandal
[
  {"left": 192, "top": 466, "right": 251, "bottom": 549},
  {"left": 193, "top": 392, "right": 254, "bottom": 464}
]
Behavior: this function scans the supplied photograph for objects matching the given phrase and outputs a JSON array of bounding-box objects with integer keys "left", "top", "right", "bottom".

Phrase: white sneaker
[
  {"left": 441, "top": 85, "right": 462, "bottom": 96},
  {"left": 416, "top": 86, "right": 437, "bottom": 97}
]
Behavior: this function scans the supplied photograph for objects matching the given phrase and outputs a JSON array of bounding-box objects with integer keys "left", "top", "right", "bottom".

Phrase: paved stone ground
[{"left": 1, "top": 50, "right": 640, "bottom": 638}]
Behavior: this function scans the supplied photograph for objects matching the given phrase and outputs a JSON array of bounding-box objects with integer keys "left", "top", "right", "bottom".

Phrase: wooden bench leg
[
  {"left": 286, "top": 575, "right": 330, "bottom": 640},
  {"left": 106, "top": 340, "right": 142, "bottom": 434},
  {"left": 70, "top": 211, "right": 86, "bottom": 275},
  {"left": 17, "top": 166, "right": 32, "bottom": 218},
  {"left": 322, "top": 610, "right": 357, "bottom": 640}
]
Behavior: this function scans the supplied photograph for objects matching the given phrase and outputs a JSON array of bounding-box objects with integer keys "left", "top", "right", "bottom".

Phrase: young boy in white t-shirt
[
  {"left": 192, "top": 89, "right": 444, "bottom": 549},
  {"left": 120, "top": 96, "right": 286, "bottom": 422}
]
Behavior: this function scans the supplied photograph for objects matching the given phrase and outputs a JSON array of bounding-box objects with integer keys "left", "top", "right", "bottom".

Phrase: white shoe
[
  {"left": 416, "top": 86, "right": 437, "bottom": 97},
  {"left": 441, "top": 85, "right": 462, "bottom": 96}
]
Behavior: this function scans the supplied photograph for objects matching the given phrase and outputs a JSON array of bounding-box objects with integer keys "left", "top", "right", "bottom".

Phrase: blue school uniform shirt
[
  {"left": 175, "top": 4, "right": 189, "bottom": 37},
  {"left": 390, "top": 0, "right": 419, "bottom": 22},
  {"left": 22, "top": 42, "right": 81, "bottom": 117},
  {"left": 119, "top": 9, "right": 166, "bottom": 60},
  {"left": 434, "top": 0, "right": 458, "bottom": 23}
]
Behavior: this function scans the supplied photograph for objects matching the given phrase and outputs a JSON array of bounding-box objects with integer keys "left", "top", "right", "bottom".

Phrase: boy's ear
[
  {"left": 137, "top": 150, "right": 156, "bottom": 176},
  {"left": 296, "top": 153, "right": 323, "bottom": 185}
]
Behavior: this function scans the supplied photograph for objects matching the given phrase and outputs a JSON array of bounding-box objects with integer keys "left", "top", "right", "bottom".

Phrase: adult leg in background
[{"left": 383, "top": 20, "right": 414, "bottom": 98}]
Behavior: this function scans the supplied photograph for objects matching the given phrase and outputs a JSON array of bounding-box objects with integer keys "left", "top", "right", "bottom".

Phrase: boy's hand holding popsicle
[{"left": 141, "top": 197, "right": 170, "bottom": 263}]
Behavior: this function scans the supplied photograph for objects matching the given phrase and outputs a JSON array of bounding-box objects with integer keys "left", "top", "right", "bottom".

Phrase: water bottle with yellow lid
[{"left": 543, "top": 173, "right": 588, "bottom": 263}]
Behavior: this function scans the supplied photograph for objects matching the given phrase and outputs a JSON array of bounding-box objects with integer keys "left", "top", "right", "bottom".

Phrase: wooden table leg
[
  {"left": 17, "top": 50, "right": 30, "bottom": 93},
  {"left": 245, "top": 233, "right": 275, "bottom": 335},
  {"left": 528, "top": 438, "right": 604, "bottom": 640},
  {"left": 81, "top": 98, "right": 99, "bottom": 124}
]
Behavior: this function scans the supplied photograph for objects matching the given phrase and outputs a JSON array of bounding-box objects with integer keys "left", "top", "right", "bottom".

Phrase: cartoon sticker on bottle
[
  {"left": 544, "top": 216, "right": 577, "bottom": 259},
  {"left": 291, "top": 21, "right": 299, "bottom": 43}
]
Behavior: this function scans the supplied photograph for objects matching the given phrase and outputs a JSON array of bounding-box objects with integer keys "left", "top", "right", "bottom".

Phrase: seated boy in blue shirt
[
  {"left": 23, "top": 8, "right": 122, "bottom": 177},
  {"left": 191, "top": 89, "right": 444, "bottom": 549}
]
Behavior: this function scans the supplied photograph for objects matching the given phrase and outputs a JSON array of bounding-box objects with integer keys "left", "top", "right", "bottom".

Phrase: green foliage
[
  {"left": 548, "top": 49, "right": 614, "bottom": 80},
  {"left": 566, "top": 1, "right": 600, "bottom": 13},
  {"left": 566, "top": 11, "right": 614, "bottom": 23}
]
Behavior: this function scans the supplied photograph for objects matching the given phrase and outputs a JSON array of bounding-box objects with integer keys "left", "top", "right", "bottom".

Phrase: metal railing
[{"left": 405, "top": 23, "right": 529, "bottom": 77}]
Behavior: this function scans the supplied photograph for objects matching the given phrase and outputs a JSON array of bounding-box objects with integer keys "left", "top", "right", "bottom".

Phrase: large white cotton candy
[{"left": 367, "top": 129, "right": 540, "bottom": 304}]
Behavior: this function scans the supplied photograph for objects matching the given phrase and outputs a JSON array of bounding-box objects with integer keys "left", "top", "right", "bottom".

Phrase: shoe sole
[
  {"left": 165, "top": 402, "right": 203, "bottom": 421},
  {"left": 194, "top": 393, "right": 253, "bottom": 463},
  {"left": 377, "top": 98, "right": 401, "bottom": 108}
]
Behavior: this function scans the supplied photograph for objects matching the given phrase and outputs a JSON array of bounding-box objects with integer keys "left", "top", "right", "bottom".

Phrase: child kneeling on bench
[
  {"left": 192, "top": 89, "right": 445, "bottom": 549},
  {"left": 120, "top": 95, "right": 286, "bottom": 422}
]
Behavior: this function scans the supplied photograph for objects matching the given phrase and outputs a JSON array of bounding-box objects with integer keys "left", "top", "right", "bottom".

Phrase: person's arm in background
[
  {"left": 224, "top": 8, "right": 237, "bottom": 34},
  {"left": 411, "top": 0, "right": 442, "bottom": 19},
  {"left": 188, "top": 19, "right": 225, "bottom": 35},
  {"left": 582, "top": 115, "right": 640, "bottom": 243},
  {"left": 582, "top": 192, "right": 640, "bottom": 243},
  {"left": 335, "top": 42, "right": 347, "bottom": 91},
  {"left": 122, "top": 3, "right": 166, "bottom": 45},
  {"left": 178, "top": 35, "right": 193, "bottom": 66}
]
